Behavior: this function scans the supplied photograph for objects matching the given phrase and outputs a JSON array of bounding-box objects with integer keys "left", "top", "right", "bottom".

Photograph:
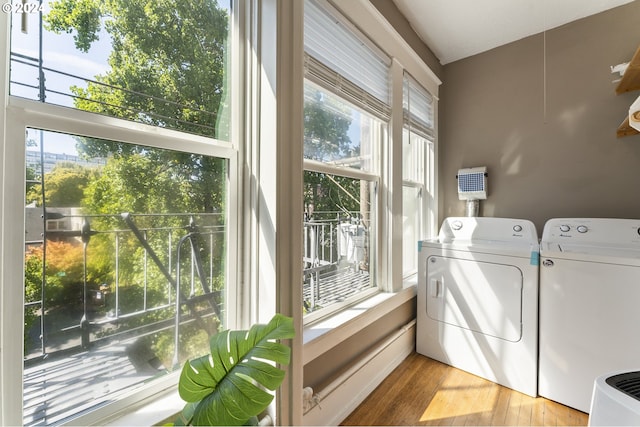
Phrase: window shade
[
  {"left": 403, "top": 73, "right": 434, "bottom": 139},
  {"left": 304, "top": 0, "right": 391, "bottom": 117}
]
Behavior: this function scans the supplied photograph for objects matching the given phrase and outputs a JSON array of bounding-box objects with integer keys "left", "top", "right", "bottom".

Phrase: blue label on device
[{"left": 530, "top": 251, "right": 540, "bottom": 266}]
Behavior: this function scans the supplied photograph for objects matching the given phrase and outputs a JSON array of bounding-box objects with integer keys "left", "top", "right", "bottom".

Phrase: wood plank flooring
[{"left": 341, "top": 353, "right": 589, "bottom": 426}]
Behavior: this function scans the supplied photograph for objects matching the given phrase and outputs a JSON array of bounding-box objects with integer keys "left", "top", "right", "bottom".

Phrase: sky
[{"left": 12, "top": 1, "right": 111, "bottom": 155}]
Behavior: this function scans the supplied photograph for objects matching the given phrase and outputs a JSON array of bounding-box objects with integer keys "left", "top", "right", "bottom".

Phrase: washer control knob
[
  {"left": 451, "top": 220, "right": 463, "bottom": 231},
  {"left": 577, "top": 225, "right": 588, "bottom": 233},
  {"left": 513, "top": 225, "right": 523, "bottom": 232},
  {"left": 559, "top": 225, "right": 571, "bottom": 232}
]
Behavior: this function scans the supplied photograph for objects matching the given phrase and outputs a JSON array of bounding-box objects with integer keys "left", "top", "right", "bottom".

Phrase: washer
[
  {"left": 417, "top": 217, "right": 540, "bottom": 397},
  {"left": 539, "top": 218, "right": 640, "bottom": 413}
]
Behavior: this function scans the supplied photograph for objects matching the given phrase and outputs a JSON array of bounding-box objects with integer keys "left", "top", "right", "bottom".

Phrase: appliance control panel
[
  {"left": 439, "top": 217, "right": 538, "bottom": 243},
  {"left": 541, "top": 218, "right": 640, "bottom": 245}
]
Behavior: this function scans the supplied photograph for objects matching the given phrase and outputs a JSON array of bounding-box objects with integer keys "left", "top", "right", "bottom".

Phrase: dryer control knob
[
  {"left": 451, "top": 220, "right": 463, "bottom": 231},
  {"left": 559, "top": 225, "right": 571, "bottom": 232},
  {"left": 513, "top": 225, "right": 523, "bottom": 232},
  {"left": 577, "top": 225, "right": 588, "bottom": 233}
]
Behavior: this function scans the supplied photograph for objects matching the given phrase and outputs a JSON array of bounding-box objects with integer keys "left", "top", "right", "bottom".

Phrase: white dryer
[
  {"left": 539, "top": 218, "right": 640, "bottom": 413},
  {"left": 417, "top": 217, "right": 540, "bottom": 397}
]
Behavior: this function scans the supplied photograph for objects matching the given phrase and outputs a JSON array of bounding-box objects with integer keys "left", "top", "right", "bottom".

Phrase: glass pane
[
  {"left": 402, "top": 185, "right": 421, "bottom": 276},
  {"left": 10, "top": 0, "right": 232, "bottom": 140},
  {"left": 303, "top": 171, "right": 375, "bottom": 315},
  {"left": 402, "top": 128, "right": 427, "bottom": 182},
  {"left": 304, "top": 80, "right": 382, "bottom": 173},
  {"left": 24, "top": 128, "right": 227, "bottom": 426}
]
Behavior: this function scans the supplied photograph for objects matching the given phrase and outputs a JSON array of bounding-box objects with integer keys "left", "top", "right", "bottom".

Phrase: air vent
[{"left": 606, "top": 371, "right": 640, "bottom": 401}]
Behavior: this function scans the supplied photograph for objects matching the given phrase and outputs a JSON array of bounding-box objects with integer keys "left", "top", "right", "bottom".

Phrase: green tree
[
  {"left": 303, "top": 88, "right": 361, "bottom": 216},
  {"left": 43, "top": 0, "right": 229, "bottom": 218},
  {"left": 44, "top": 0, "right": 230, "bottom": 139},
  {"left": 28, "top": 0, "right": 230, "bottom": 359},
  {"left": 26, "top": 162, "right": 98, "bottom": 207}
]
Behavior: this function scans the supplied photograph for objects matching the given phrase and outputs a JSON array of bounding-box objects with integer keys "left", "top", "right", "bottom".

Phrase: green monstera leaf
[{"left": 177, "top": 314, "right": 295, "bottom": 426}]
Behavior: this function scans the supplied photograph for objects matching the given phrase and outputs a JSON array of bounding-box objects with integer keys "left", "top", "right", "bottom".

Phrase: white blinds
[
  {"left": 403, "top": 73, "right": 434, "bottom": 140},
  {"left": 304, "top": 0, "right": 391, "bottom": 118}
]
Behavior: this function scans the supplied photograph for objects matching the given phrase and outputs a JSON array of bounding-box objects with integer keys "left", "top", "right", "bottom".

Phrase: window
[
  {"left": 3, "top": 0, "right": 238, "bottom": 425},
  {"left": 402, "top": 73, "right": 435, "bottom": 278},
  {"left": 10, "top": 0, "right": 231, "bottom": 141},
  {"left": 23, "top": 128, "right": 230, "bottom": 426},
  {"left": 303, "top": 0, "right": 389, "bottom": 320}
]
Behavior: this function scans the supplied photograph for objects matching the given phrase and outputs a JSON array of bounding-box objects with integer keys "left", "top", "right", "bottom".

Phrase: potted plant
[{"left": 172, "top": 314, "right": 295, "bottom": 426}]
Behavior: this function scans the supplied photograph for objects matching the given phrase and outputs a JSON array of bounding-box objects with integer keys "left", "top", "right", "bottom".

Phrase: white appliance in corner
[
  {"left": 539, "top": 218, "right": 640, "bottom": 413},
  {"left": 417, "top": 217, "right": 540, "bottom": 397},
  {"left": 589, "top": 370, "right": 640, "bottom": 426}
]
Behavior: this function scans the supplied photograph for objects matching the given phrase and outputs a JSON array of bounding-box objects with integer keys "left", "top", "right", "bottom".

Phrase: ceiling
[{"left": 391, "top": 0, "right": 636, "bottom": 65}]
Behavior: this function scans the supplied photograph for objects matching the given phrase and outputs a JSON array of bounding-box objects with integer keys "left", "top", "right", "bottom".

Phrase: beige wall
[
  {"left": 439, "top": 1, "right": 640, "bottom": 233},
  {"left": 303, "top": 299, "right": 415, "bottom": 391}
]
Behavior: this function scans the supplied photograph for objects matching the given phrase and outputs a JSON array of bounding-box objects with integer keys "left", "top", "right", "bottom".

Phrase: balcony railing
[
  {"left": 23, "top": 209, "right": 225, "bottom": 426},
  {"left": 303, "top": 211, "right": 371, "bottom": 314}
]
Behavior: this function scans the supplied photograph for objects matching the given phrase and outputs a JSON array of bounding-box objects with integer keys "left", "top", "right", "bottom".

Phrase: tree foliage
[
  {"left": 303, "top": 88, "right": 360, "bottom": 215},
  {"left": 44, "top": 0, "right": 230, "bottom": 139},
  {"left": 23, "top": 0, "right": 232, "bottom": 360},
  {"left": 26, "top": 162, "right": 98, "bottom": 207}
]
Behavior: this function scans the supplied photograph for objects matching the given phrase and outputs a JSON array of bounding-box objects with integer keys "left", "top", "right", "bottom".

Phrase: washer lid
[{"left": 540, "top": 241, "right": 640, "bottom": 265}]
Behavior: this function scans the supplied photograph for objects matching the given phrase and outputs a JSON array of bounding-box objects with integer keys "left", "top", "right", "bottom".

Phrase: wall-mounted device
[
  {"left": 457, "top": 166, "right": 487, "bottom": 217},
  {"left": 630, "top": 95, "right": 640, "bottom": 132}
]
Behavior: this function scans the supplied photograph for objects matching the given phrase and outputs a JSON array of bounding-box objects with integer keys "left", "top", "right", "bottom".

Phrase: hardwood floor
[{"left": 341, "top": 353, "right": 589, "bottom": 426}]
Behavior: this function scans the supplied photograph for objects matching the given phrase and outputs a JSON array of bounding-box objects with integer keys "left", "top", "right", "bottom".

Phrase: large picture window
[
  {"left": 23, "top": 129, "right": 229, "bottom": 426},
  {"left": 4, "top": 0, "right": 238, "bottom": 424}
]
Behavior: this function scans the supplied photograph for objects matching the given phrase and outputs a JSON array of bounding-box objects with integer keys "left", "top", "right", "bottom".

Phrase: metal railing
[
  {"left": 303, "top": 211, "right": 369, "bottom": 312},
  {"left": 10, "top": 51, "right": 219, "bottom": 138},
  {"left": 24, "top": 210, "right": 225, "bottom": 365}
]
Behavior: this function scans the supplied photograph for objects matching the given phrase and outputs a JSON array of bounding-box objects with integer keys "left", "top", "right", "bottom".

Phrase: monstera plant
[{"left": 173, "top": 314, "right": 295, "bottom": 426}]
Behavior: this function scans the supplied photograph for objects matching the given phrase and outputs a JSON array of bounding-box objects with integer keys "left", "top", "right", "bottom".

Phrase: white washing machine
[
  {"left": 417, "top": 217, "right": 540, "bottom": 397},
  {"left": 539, "top": 218, "right": 640, "bottom": 413}
]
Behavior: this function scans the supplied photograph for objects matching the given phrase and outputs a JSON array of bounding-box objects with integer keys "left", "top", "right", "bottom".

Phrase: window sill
[
  {"left": 302, "top": 286, "right": 416, "bottom": 365},
  {"left": 103, "top": 285, "right": 418, "bottom": 425},
  {"left": 103, "top": 387, "right": 182, "bottom": 427}
]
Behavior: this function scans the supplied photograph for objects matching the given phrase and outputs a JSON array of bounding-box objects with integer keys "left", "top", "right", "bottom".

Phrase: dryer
[
  {"left": 417, "top": 217, "right": 540, "bottom": 397},
  {"left": 539, "top": 218, "right": 640, "bottom": 413}
]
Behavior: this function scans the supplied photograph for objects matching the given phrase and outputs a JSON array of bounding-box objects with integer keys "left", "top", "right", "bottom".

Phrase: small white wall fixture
[{"left": 630, "top": 95, "right": 640, "bottom": 132}]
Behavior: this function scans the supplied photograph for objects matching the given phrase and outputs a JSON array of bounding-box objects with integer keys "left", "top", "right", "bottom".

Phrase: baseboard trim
[{"left": 302, "top": 319, "right": 416, "bottom": 426}]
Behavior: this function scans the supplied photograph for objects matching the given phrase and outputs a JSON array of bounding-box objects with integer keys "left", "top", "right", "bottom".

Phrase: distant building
[{"left": 26, "top": 150, "right": 106, "bottom": 175}]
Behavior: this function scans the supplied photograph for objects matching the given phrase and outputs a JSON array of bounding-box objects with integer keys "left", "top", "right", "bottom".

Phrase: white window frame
[
  {"left": 301, "top": 0, "right": 440, "bottom": 323},
  {"left": 302, "top": 152, "right": 383, "bottom": 324},
  {"left": 302, "top": 0, "right": 390, "bottom": 322},
  {"left": 401, "top": 72, "right": 436, "bottom": 279},
  {"left": 332, "top": 0, "right": 440, "bottom": 293},
  {"left": 0, "top": 3, "right": 242, "bottom": 424}
]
